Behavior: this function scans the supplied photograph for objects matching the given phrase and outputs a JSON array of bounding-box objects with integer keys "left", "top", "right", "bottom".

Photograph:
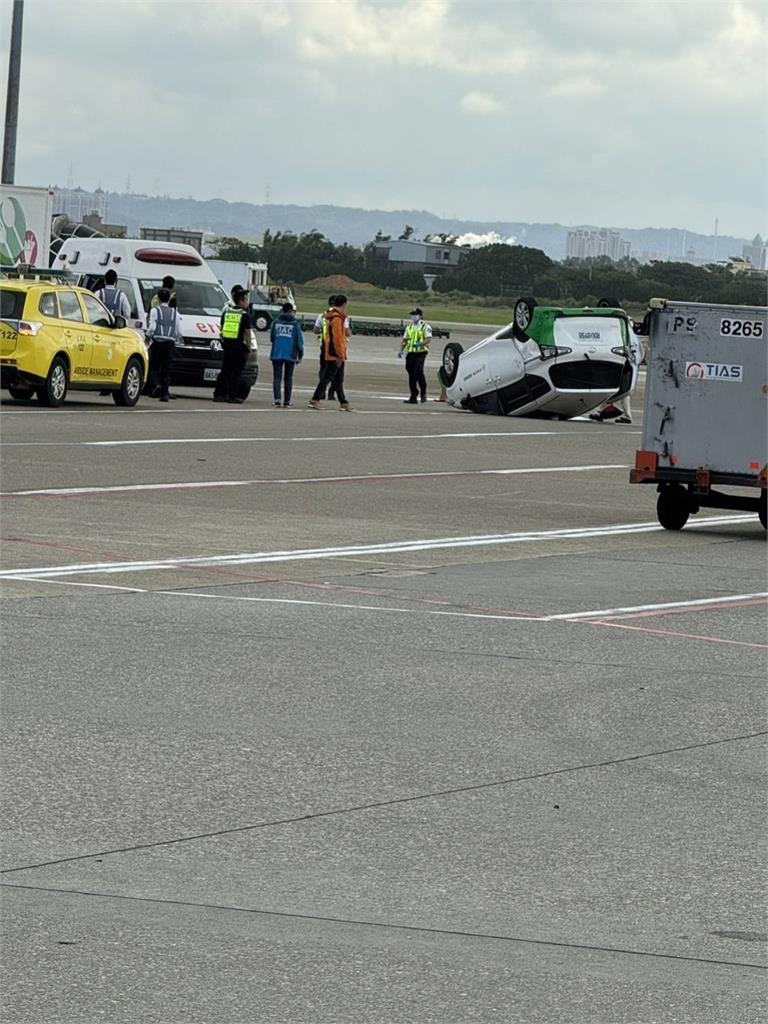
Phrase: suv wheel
[
  {"left": 37, "top": 356, "right": 68, "bottom": 407},
  {"left": 8, "top": 385, "right": 35, "bottom": 400},
  {"left": 113, "top": 358, "right": 144, "bottom": 407},
  {"left": 440, "top": 342, "right": 464, "bottom": 388}
]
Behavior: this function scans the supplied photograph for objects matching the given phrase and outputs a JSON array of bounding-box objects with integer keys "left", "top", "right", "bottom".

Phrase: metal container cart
[{"left": 630, "top": 299, "right": 767, "bottom": 530}]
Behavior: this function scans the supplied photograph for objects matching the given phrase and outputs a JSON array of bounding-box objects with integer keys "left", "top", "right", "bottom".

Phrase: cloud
[
  {"left": 460, "top": 91, "right": 504, "bottom": 115},
  {"left": 547, "top": 76, "right": 606, "bottom": 99},
  {"left": 454, "top": 231, "right": 517, "bottom": 247}
]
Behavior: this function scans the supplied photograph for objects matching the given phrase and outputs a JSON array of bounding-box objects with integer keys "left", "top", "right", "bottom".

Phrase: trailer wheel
[
  {"left": 513, "top": 296, "right": 537, "bottom": 340},
  {"left": 657, "top": 484, "right": 690, "bottom": 531},
  {"left": 759, "top": 491, "right": 767, "bottom": 530},
  {"left": 440, "top": 342, "right": 464, "bottom": 387},
  {"left": 253, "top": 313, "right": 270, "bottom": 331}
]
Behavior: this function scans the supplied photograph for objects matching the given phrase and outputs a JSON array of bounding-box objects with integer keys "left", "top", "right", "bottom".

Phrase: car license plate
[{"left": 203, "top": 368, "right": 219, "bottom": 382}]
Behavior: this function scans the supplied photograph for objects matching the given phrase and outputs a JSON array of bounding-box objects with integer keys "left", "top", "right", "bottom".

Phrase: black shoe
[
  {"left": 159, "top": 395, "right": 170, "bottom": 403},
  {"left": 420, "top": 395, "right": 427, "bottom": 403},
  {"left": 213, "top": 395, "right": 225, "bottom": 403},
  {"left": 227, "top": 397, "right": 245, "bottom": 404},
  {"left": 403, "top": 398, "right": 418, "bottom": 404},
  {"left": 151, "top": 385, "right": 162, "bottom": 398}
]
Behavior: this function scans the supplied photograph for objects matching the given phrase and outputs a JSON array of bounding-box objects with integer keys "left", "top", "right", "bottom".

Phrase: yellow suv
[{"left": 0, "top": 279, "right": 149, "bottom": 407}]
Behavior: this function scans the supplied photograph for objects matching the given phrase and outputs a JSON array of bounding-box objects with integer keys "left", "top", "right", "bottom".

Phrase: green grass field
[{"left": 295, "top": 285, "right": 646, "bottom": 326}]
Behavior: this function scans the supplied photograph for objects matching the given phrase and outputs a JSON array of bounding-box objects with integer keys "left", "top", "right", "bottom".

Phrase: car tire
[
  {"left": 253, "top": 313, "right": 270, "bottom": 331},
  {"left": 8, "top": 385, "right": 35, "bottom": 400},
  {"left": 440, "top": 342, "right": 464, "bottom": 387},
  {"left": 597, "top": 296, "right": 621, "bottom": 308},
  {"left": 759, "top": 491, "right": 767, "bottom": 530},
  {"left": 513, "top": 296, "right": 537, "bottom": 340},
  {"left": 113, "top": 358, "right": 144, "bottom": 407},
  {"left": 37, "top": 356, "right": 68, "bottom": 407},
  {"left": 656, "top": 484, "right": 690, "bottom": 531},
  {"left": 236, "top": 380, "right": 252, "bottom": 401}
]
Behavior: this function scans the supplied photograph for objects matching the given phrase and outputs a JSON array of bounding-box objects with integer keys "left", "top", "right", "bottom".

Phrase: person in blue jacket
[{"left": 269, "top": 302, "right": 304, "bottom": 407}]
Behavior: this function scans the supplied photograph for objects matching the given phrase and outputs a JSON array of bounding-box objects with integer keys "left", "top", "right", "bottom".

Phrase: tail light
[{"left": 18, "top": 321, "right": 43, "bottom": 336}]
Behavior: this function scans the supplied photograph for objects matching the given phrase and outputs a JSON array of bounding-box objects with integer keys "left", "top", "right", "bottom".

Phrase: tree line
[{"left": 209, "top": 233, "right": 767, "bottom": 307}]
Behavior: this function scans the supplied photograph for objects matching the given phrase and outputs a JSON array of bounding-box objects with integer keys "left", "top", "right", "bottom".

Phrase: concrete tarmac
[{"left": 1, "top": 332, "right": 766, "bottom": 1023}]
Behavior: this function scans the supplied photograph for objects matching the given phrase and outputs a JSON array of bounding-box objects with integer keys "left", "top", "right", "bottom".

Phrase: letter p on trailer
[{"left": 630, "top": 299, "right": 767, "bottom": 531}]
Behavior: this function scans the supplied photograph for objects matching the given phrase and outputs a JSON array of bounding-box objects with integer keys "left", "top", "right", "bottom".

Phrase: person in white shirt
[
  {"left": 146, "top": 288, "right": 183, "bottom": 402},
  {"left": 313, "top": 294, "right": 351, "bottom": 401},
  {"left": 95, "top": 269, "right": 131, "bottom": 321}
]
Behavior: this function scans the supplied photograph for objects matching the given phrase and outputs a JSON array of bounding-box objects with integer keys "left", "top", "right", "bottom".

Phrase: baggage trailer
[{"left": 630, "top": 299, "right": 767, "bottom": 531}]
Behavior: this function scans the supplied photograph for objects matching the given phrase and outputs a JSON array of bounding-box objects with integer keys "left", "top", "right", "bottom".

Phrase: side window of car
[
  {"left": 39, "top": 292, "right": 59, "bottom": 318},
  {"left": 81, "top": 293, "right": 112, "bottom": 327},
  {"left": 58, "top": 291, "right": 85, "bottom": 322},
  {"left": 117, "top": 278, "right": 138, "bottom": 319}
]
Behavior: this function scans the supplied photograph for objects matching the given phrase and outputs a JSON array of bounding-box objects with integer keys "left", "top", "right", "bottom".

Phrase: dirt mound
[{"left": 305, "top": 275, "right": 373, "bottom": 292}]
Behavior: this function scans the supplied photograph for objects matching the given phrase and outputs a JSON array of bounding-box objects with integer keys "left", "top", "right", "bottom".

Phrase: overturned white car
[{"left": 439, "top": 297, "right": 641, "bottom": 418}]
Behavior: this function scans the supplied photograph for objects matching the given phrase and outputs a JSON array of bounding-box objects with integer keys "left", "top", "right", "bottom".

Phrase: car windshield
[
  {"left": 0, "top": 288, "right": 26, "bottom": 321},
  {"left": 138, "top": 279, "right": 228, "bottom": 317}
]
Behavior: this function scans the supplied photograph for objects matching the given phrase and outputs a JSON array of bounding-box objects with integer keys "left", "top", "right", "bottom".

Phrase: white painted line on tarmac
[
  {"left": 0, "top": 514, "right": 755, "bottom": 581},
  {"left": 545, "top": 592, "right": 768, "bottom": 621},
  {"left": 0, "top": 430, "right": 584, "bottom": 448},
  {"left": 2, "top": 464, "right": 626, "bottom": 498},
  {"left": 7, "top": 577, "right": 148, "bottom": 593}
]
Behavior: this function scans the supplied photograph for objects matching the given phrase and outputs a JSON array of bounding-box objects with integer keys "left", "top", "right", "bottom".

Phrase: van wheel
[
  {"left": 253, "top": 314, "right": 270, "bottom": 331},
  {"left": 440, "top": 342, "right": 464, "bottom": 387},
  {"left": 113, "top": 358, "right": 144, "bottom": 407},
  {"left": 759, "top": 491, "right": 767, "bottom": 530},
  {"left": 8, "top": 385, "right": 35, "bottom": 400},
  {"left": 598, "top": 296, "right": 621, "bottom": 308},
  {"left": 513, "top": 296, "right": 538, "bottom": 340},
  {"left": 37, "top": 356, "right": 68, "bottom": 407},
  {"left": 657, "top": 484, "right": 690, "bottom": 531}
]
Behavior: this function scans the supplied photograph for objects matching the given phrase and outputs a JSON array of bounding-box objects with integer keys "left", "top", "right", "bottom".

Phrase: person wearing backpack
[
  {"left": 95, "top": 269, "right": 131, "bottom": 321},
  {"left": 146, "top": 287, "right": 182, "bottom": 402}
]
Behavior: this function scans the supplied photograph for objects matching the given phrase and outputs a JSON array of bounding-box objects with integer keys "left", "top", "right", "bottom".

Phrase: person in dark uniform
[{"left": 216, "top": 285, "right": 253, "bottom": 404}]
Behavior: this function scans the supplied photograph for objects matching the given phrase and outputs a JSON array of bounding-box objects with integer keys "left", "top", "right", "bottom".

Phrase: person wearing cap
[
  {"left": 145, "top": 287, "right": 182, "bottom": 402},
  {"left": 216, "top": 286, "right": 253, "bottom": 404},
  {"left": 399, "top": 307, "right": 433, "bottom": 404},
  {"left": 269, "top": 302, "right": 304, "bottom": 407}
]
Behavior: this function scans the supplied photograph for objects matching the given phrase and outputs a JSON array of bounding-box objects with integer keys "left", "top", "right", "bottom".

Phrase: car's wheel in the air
[
  {"left": 597, "top": 296, "right": 621, "bottom": 308},
  {"left": 113, "top": 358, "right": 144, "bottom": 407},
  {"left": 8, "top": 385, "right": 35, "bottom": 400},
  {"left": 253, "top": 313, "right": 270, "bottom": 331},
  {"left": 656, "top": 484, "right": 691, "bottom": 531},
  {"left": 37, "top": 356, "right": 68, "bottom": 407},
  {"left": 513, "top": 296, "right": 538, "bottom": 340},
  {"left": 440, "top": 342, "right": 464, "bottom": 387}
]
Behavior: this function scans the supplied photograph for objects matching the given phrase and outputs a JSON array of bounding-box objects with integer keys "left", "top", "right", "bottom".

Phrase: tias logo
[
  {"left": 578, "top": 331, "right": 601, "bottom": 340},
  {"left": 685, "top": 362, "right": 743, "bottom": 382}
]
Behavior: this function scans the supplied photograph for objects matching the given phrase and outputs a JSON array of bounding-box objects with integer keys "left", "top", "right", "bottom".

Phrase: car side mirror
[{"left": 112, "top": 315, "right": 127, "bottom": 329}]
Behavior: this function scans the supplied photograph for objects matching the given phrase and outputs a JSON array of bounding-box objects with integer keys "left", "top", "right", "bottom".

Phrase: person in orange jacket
[{"left": 308, "top": 294, "right": 352, "bottom": 411}]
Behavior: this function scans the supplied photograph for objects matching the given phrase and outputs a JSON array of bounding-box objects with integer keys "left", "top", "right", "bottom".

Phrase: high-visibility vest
[
  {"left": 101, "top": 286, "right": 125, "bottom": 316},
  {"left": 153, "top": 306, "right": 178, "bottom": 341},
  {"left": 404, "top": 322, "right": 429, "bottom": 353},
  {"left": 319, "top": 316, "right": 328, "bottom": 347},
  {"left": 221, "top": 309, "right": 245, "bottom": 341}
]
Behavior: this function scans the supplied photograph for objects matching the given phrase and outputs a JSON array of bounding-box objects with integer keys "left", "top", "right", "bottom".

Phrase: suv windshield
[
  {"left": 139, "top": 279, "right": 228, "bottom": 317},
  {"left": 0, "top": 288, "right": 26, "bottom": 321}
]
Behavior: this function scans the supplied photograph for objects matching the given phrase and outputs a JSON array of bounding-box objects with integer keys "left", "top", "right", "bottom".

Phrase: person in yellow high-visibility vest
[
  {"left": 399, "top": 307, "right": 433, "bottom": 404},
  {"left": 216, "top": 286, "right": 253, "bottom": 404}
]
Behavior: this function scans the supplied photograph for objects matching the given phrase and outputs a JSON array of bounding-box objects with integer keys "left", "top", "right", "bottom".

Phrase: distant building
[
  {"left": 372, "top": 238, "right": 465, "bottom": 274},
  {"left": 82, "top": 213, "right": 126, "bottom": 238},
  {"left": 742, "top": 234, "right": 767, "bottom": 271},
  {"left": 566, "top": 228, "right": 631, "bottom": 262},
  {"left": 139, "top": 226, "right": 204, "bottom": 252},
  {"left": 53, "top": 186, "right": 109, "bottom": 224}
]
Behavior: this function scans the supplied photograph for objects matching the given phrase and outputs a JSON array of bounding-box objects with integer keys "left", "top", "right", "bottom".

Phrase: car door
[
  {"left": 80, "top": 292, "right": 121, "bottom": 386},
  {"left": 56, "top": 290, "right": 93, "bottom": 382}
]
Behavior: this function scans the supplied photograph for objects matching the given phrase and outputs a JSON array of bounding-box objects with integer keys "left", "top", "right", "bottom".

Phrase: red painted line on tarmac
[{"left": 582, "top": 619, "right": 768, "bottom": 649}]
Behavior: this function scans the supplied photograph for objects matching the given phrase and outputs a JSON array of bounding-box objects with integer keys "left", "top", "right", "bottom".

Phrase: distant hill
[{"left": 103, "top": 191, "right": 748, "bottom": 263}]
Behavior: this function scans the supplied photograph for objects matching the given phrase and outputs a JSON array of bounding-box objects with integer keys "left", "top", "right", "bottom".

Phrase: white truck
[
  {"left": 0, "top": 184, "right": 54, "bottom": 269},
  {"left": 207, "top": 258, "right": 295, "bottom": 331}
]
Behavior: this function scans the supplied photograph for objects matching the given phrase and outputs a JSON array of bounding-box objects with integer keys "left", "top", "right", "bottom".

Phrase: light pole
[{"left": 2, "top": 0, "right": 24, "bottom": 184}]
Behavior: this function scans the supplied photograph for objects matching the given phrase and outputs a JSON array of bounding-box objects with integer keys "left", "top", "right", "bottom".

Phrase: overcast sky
[{"left": 5, "top": 0, "right": 767, "bottom": 237}]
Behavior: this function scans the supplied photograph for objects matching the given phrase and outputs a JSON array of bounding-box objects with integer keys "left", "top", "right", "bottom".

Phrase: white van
[{"left": 55, "top": 238, "right": 258, "bottom": 396}]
